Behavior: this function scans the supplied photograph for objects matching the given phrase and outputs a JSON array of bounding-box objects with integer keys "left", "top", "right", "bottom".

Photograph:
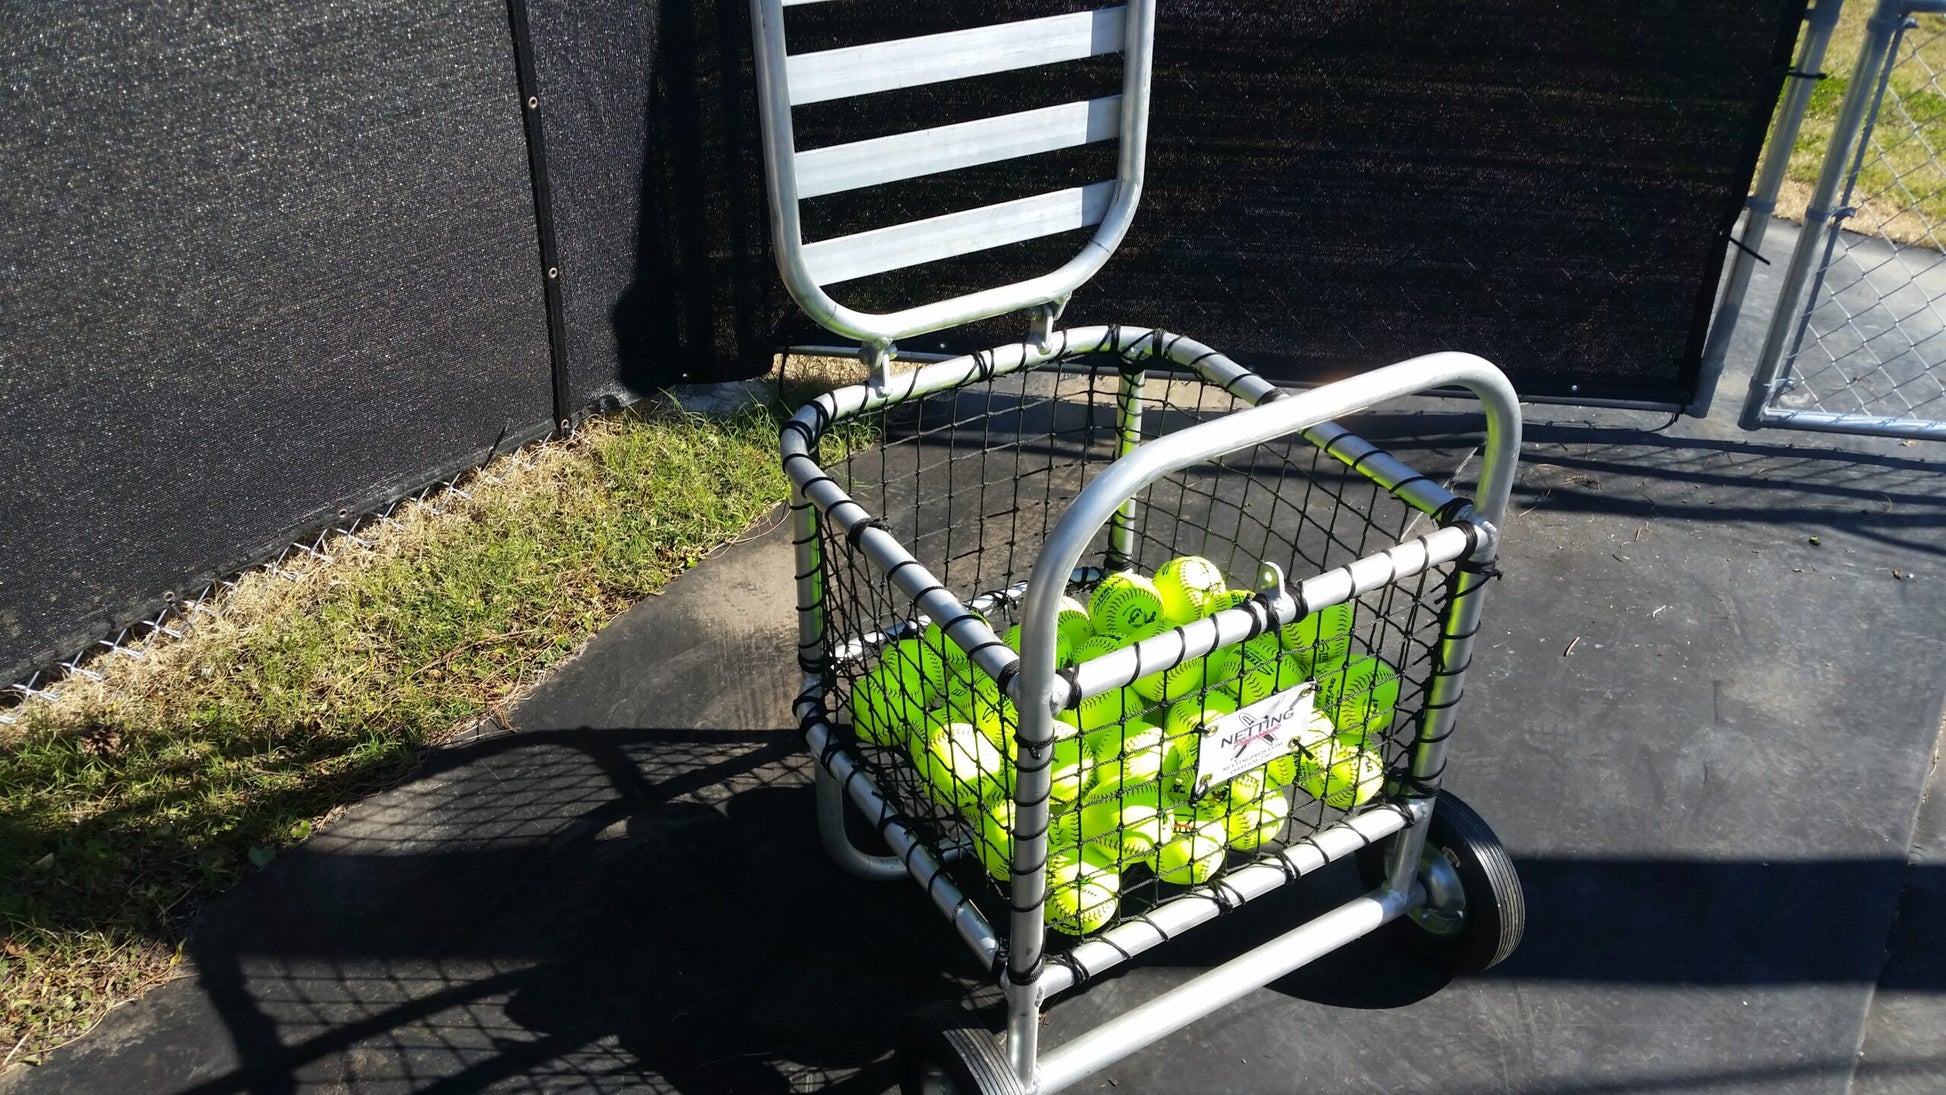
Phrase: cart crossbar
[
  {"left": 1036, "top": 886, "right": 1414, "bottom": 1094},
  {"left": 802, "top": 181, "right": 1117, "bottom": 285},
  {"left": 799, "top": 702, "right": 1419, "bottom": 998},
  {"left": 1066, "top": 525, "right": 1478, "bottom": 704},
  {"left": 785, "top": 8, "right": 1127, "bottom": 105},
  {"left": 794, "top": 96, "right": 1123, "bottom": 199}
]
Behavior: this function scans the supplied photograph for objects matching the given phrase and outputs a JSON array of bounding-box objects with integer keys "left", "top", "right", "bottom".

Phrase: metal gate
[{"left": 1740, "top": 0, "right": 1946, "bottom": 439}]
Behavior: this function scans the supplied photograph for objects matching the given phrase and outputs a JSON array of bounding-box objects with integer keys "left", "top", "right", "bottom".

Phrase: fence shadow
[
  {"left": 170, "top": 728, "right": 984, "bottom": 1095},
  {"left": 1342, "top": 411, "right": 1946, "bottom": 558},
  {"left": 609, "top": 0, "right": 778, "bottom": 395},
  {"left": 138, "top": 724, "right": 1945, "bottom": 1095}
]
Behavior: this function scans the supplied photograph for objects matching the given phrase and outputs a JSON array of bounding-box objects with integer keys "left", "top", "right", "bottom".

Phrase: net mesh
[{"left": 799, "top": 348, "right": 1458, "bottom": 955}]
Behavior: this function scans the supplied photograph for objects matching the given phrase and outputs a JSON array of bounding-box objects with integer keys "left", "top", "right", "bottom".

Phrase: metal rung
[
  {"left": 801, "top": 180, "right": 1115, "bottom": 285},
  {"left": 794, "top": 96, "right": 1121, "bottom": 199},
  {"left": 785, "top": 7, "right": 1127, "bottom": 106}
]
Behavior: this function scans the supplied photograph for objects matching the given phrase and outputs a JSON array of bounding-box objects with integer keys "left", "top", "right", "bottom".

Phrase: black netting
[{"left": 795, "top": 339, "right": 1466, "bottom": 959}]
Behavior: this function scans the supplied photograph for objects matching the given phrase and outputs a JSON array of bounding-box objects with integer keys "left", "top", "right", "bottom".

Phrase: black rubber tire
[
  {"left": 896, "top": 1001, "right": 1027, "bottom": 1095},
  {"left": 1354, "top": 791, "right": 1525, "bottom": 974}
]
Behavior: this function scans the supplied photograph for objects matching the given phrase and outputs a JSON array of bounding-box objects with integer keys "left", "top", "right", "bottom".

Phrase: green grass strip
[
  {"left": 1775, "top": 9, "right": 1946, "bottom": 239},
  {"left": 0, "top": 400, "right": 846, "bottom": 1067}
]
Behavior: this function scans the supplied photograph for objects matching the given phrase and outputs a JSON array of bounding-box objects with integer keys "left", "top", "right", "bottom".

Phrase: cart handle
[{"left": 1002, "top": 350, "right": 1521, "bottom": 1001}]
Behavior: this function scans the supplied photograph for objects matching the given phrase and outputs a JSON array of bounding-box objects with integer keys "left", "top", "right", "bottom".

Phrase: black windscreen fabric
[
  {"left": 1099, "top": 0, "right": 1807, "bottom": 403},
  {"left": 772, "top": 0, "right": 1805, "bottom": 404},
  {"left": 558, "top": 0, "right": 1799, "bottom": 401},
  {"left": 0, "top": 1, "right": 553, "bottom": 684},
  {"left": 526, "top": 0, "right": 785, "bottom": 408}
]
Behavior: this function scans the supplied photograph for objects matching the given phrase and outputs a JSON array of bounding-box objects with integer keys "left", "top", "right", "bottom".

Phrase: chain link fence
[{"left": 1741, "top": 0, "right": 1946, "bottom": 439}]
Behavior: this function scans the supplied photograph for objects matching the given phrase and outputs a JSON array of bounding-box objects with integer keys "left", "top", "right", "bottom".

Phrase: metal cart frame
[
  {"left": 782, "top": 334, "right": 1519, "bottom": 1092},
  {"left": 754, "top": 3, "right": 1523, "bottom": 1090}
]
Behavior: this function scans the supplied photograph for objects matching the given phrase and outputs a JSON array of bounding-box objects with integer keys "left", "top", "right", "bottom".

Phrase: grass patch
[
  {"left": 0, "top": 385, "right": 867, "bottom": 1068},
  {"left": 1774, "top": 9, "right": 1946, "bottom": 242}
]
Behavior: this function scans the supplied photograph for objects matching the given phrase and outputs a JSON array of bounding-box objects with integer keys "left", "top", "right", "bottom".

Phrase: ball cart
[{"left": 754, "top": 2, "right": 1527, "bottom": 1090}]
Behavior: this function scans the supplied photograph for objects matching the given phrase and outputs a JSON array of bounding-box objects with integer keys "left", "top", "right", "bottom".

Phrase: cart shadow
[{"left": 161, "top": 721, "right": 1946, "bottom": 1094}]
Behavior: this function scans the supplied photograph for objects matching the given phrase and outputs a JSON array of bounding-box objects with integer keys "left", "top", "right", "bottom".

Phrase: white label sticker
[{"left": 1192, "top": 684, "right": 1318, "bottom": 795}]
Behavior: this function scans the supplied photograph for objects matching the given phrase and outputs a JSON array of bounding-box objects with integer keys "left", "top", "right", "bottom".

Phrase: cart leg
[
  {"left": 790, "top": 480, "right": 827, "bottom": 693},
  {"left": 1104, "top": 365, "right": 1145, "bottom": 571},
  {"left": 793, "top": 470, "right": 905, "bottom": 880},
  {"left": 1005, "top": 977, "right": 1041, "bottom": 1089},
  {"left": 1389, "top": 518, "right": 1502, "bottom": 895},
  {"left": 814, "top": 762, "right": 906, "bottom": 880}
]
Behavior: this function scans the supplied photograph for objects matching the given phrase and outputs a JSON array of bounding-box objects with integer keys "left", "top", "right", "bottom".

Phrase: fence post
[
  {"left": 1690, "top": 0, "right": 1844, "bottom": 418},
  {"left": 1741, "top": 0, "right": 1909, "bottom": 430}
]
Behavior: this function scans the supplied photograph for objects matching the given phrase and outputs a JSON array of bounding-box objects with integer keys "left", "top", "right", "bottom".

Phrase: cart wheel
[
  {"left": 1354, "top": 792, "right": 1524, "bottom": 974},
  {"left": 896, "top": 1001, "right": 1027, "bottom": 1095}
]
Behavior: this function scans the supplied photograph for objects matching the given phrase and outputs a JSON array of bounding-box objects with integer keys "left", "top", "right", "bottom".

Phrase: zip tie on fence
[
  {"left": 1271, "top": 838, "right": 1315, "bottom": 885},
  {"left": 1382, "top": 472, "right": 1437, "bottom": 497},
  {"left": 795, "top": 685, "right": 824, "bottom": 718},
  {"left": 984, "top": 938, "right": 1011, "bottom": 982},
  {"left": 962, "top": 637, "right": 1011, "bottom": 671},
  {"left": 1421, "top": 685, "right": 1467, "bottom": 714},
  {"left": 1280, "top": 583, "right": 1309, "bottom": 628},
  {"left": 1411, "top": 719, "right": 1459, "bottom": 745},
  {"left": 936, "top": 606, "right": 988, "bottom": 645},
  {"left": 866, "top": 793, "right": 905, "bottom": 842},
  {"left": 1007, "top": 954, "right": 1047, "bottom": 986},
  {"left": 1723, "top": 230, "right": 1772, "bottom": 265},
  {"left": 1055, "top": 665, "right": 1084, "bottom": 711},
  {"left": 1011, "top": 779, "right": 1053, "bottom": 814},
  {"left": 779, "top": 418, "right": 817, "bottom": 448},
  {"left": 1205, "top": 876, "right": 1246, "bottom": 913},
  {"left": 1004, "top": 879, "right": 1057, "bottom": 934},
  {"left": 1232, "top": 591, "right": 1274, "bottom": 641},
  {"left": 1397, "top": 759, "right": 1447, "bottom": 799},
  {"left": 992, "top": 660, "right": 1021, "bottom": 700},
  {"left": 1384, "top": 767, "right": 1440, "bottom": 804},
  {"left": 1045, "top": 950, "right": 1087, "bottom": 987},
  {"left": 1785, "top": 67, "right": 1830, "bottom": 80},
  {"left": 885, "top": 559, "right": 927, "bottom": 589},
  {"left": 812, "top": 726, "right": 849, "bottom": 767},
  {"left": 1432, "top": 496, "right": 1474, "bottom": 526},
  {"left": 1346, "top": 446, "right": 1396, "bottom": 476},
  {"left": 827, "top": 499, "right": 871, "bottom": 537},
  {"left": 1006, "top": 894, "right": 1042, "bottom": 918},
  {"left": 781, "top": 455, "right": 829, "bottom": 492},
  {"left": 798, "top": 397, "right": 835, "bottom": 436},
  {"left": 844, "top": 515, "right": 889, "bottom": 548}
]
